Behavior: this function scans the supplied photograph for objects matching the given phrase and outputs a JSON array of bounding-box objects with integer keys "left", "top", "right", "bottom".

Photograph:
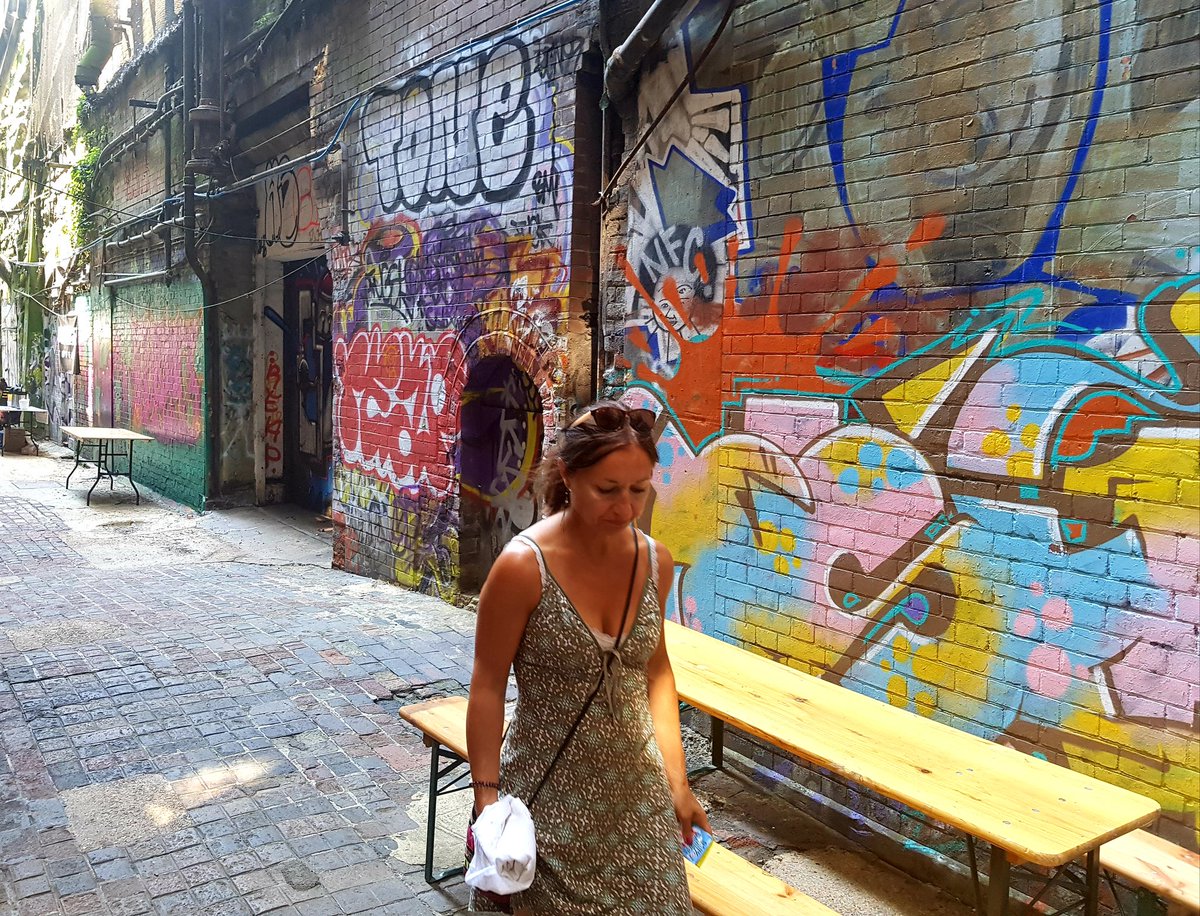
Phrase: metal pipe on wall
[
  {"left": 95, "top": 82, "right": 183, "bottom": 171},
  {"left": 181, "top": 0, "right": 219, "bottom": 500},
  {"left": 603, "top": 0, "right": 692, "bottom": 102}
]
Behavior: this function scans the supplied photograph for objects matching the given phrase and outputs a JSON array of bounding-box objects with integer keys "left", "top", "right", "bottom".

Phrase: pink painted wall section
[{"left": 114, "top": 308, "right": 204, "bottom": 446}]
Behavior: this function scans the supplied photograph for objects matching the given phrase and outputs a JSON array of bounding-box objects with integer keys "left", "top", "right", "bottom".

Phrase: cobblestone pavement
[
  {"left": 1, "top": 453, "right": 477, "bottom": 916},
  {"left": 1, "top": 451, "right": 974, "bottom": 916}
]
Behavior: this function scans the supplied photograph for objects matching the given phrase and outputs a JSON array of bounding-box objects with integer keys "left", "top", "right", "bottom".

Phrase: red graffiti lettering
[
  {"left": 334, "top": 326, "right": 467, "bottom": 495},
  {"left": 265, "top": 351, "right": 284, "bottom": 470}
]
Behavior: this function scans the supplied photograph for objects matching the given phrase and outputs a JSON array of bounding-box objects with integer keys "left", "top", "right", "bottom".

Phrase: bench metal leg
[
  {"left": 1084, "top": 849, "right": 1099, "bottom": 916},
  {"left": 424, "top": 741, "right": 470, "bottom": 885},
  {"left": 987, "top": 845, "right": 1010, "bottom": 916},
  {"left": 966, "top": 837, "right": 986, "bottom": 915},
  {"left": 711, "top": 715, "right": 724, "bottom": 770}
]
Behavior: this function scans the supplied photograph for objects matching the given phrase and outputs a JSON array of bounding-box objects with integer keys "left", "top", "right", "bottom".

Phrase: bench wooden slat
[
  {"left": 399, "top": 695, "right": 470, "bottom": 756},
  {"left": 1099, "top": 829, "right": 1199, "bottom": 913},
  {"left": 687, "top": 843, "right": 839, "bottom": 915},
  {"left": 399, "top": 696, "right": 838, "bottom": 916},
  {"left": 664, "top": 621, "right": 1160, "bottom": 867}
]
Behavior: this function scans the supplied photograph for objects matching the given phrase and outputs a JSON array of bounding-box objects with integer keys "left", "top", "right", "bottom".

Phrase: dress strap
[
  {"left": 644, "top": 531, "right": 659, "bottom": 588},
  {"left": 510, "top": 533, "right": 547, "bottom": 589}
]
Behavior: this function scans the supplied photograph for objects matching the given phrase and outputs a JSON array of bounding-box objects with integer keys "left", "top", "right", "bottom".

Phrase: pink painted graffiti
[{"left": 334, "top": 326, "right": 467, "bottom": 495}]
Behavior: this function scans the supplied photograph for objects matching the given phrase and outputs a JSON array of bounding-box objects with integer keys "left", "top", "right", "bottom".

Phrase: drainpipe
[
  {"left": 182, "top": 0, "right": 219, "bottom": 502},
  {"left": 603, "top": 0, "right": 693, "bottom": 102}
]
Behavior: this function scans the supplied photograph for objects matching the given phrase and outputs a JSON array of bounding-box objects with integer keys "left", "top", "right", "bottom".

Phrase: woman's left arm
[{"left": 646, "top": 539, "right": 711, "bottom": 844}]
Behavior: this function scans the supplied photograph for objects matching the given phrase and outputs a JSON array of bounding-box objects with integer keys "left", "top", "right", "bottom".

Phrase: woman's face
[{"left": 563, "top": 443, "right": 655, "bottom": 531}]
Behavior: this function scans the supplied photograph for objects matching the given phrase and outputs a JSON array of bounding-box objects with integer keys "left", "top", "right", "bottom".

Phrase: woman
[{"left": 466, "top": 401, "right": 709, "bottom": 914}]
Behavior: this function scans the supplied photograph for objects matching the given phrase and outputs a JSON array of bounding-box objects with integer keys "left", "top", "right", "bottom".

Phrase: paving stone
[
  {"left": 151, "top": 890, "right": 200, "bottom": 915},
  {"left": 8, "top": 858, "right": 46, "bottom": 881},
  {"left": 331, "top": 887, "right": 381, "bottom": 914},
  {"left": 93, "top": 857, "right": 137, "bottom": 881},
  {"left": 61, "top": 890, "right": 105, "bottom": 915},
  {"left": 106, "top": 895, "right": 154, "bottom": 916},
  {"left": 191, "top": 878, "right": 238, "bottom": 907},
  {"left": 18, "top": 891, "right": 62, "bottom": 915},
  {"left": 293, "top": 898, "right": 346, "bottom": 916},
  {"left": 16, "top": 873, "right": 53, "bottom": 898},
  {"left": 50, "top": 870, "right": 99, "bottom": 896}
]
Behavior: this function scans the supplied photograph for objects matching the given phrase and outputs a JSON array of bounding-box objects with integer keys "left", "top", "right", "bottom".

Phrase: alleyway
[{"left": 0, "top": 452, "right": 972, "bottom": 916}]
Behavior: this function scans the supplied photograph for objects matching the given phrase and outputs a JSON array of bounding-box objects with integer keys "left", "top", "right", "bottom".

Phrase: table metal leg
[
  {"left": 66, "top": 442, "right": 83, "bottom": 487},
  {"left": 128, "top": 442, "right": 141, "bottom": 505},
  {"left": 988, "top": 845, "right": 1011, "bottom": 916},
  {"left": 86, "top": 441, "right": 108, "bottom": 506},
  {"left": 1084, "top": 849, "right": 1100, "bottom": 916}
]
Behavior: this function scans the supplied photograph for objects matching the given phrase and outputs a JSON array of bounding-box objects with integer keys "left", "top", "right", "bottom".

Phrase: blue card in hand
[{"left": 681, "top": 827, "right": 715, "bottom": 866}]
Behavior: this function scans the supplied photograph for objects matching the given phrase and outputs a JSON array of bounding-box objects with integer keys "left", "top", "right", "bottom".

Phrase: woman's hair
[{"left": 534, "top": 401, "right": 658, "bottom": 515}]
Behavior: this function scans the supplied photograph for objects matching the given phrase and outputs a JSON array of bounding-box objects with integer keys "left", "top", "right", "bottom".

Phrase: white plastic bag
[{"left": 465, "top": 796, "right": 537, "bottom": 895}]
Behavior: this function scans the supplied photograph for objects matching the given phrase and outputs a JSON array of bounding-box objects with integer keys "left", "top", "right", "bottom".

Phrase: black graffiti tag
[{"left": 361, "top": 37, "right": 536, "bottom": 215}]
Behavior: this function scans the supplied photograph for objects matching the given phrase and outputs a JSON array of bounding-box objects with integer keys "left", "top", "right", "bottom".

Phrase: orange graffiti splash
[
  {"left": 818, "top": 256, "right": 901, "bottom": 333},
  {"left": 906, "top": 213, "right": 947, "bottom": 250},
  {"left": 635, "top": 219, "right": 846, "bottom": 444}
]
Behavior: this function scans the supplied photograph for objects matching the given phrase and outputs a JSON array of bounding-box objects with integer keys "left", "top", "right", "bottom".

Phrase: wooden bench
[
  {"left": 1099, "top": 829, "right": 1199, "bottom": 915},
  {"left": 398, "top": 695, "right": 838, "bottom": 916},
  {"left": 662, "top": 620, "right": 1161, "bottom": 916}
]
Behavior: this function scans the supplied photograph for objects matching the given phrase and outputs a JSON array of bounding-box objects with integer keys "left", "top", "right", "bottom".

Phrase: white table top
[
  {"left": 62, "top": 426, "right": 155, "bottom": 443},
  {"left": 0, "top": 405, "right": 48, "bottom": 417}
]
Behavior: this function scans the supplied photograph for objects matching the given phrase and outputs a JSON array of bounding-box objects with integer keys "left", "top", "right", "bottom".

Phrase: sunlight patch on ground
[{"left": 63, "top": 774, "right": 188, "bottom": 850}]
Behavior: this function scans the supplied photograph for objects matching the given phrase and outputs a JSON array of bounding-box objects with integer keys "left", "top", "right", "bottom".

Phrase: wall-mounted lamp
[{"left": 129, "top": 99, "right": 157, "bottom": 109}]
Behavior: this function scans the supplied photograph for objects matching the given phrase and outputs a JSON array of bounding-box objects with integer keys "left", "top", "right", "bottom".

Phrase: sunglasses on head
[{"left": 569, "top": 405, "right": 656, "bottom": 434}]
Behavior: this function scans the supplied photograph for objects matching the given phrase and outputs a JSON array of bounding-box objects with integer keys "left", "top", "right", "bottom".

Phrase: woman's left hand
[{"left": 671, "top": 785, "right": 711, "bottom": 845}]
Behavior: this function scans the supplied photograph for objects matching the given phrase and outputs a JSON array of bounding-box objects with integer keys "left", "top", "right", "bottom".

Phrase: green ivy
[{"left": 69, "top": 93, "right": 106, "bottom": 247}]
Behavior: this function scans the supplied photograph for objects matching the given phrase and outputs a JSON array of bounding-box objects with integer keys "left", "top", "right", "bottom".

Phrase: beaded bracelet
[{"left": 470, "top": 780, "right": 501, "bottom": 790}]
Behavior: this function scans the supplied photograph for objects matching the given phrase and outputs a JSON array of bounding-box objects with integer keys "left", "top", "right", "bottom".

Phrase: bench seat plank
[
  {"left": 400, "top": 695, "right": 470, "bottom": 756},
  {"left": 664, "top": 621, "right": 1159, "bottom": 867},
  {"left": 1099, "top": 829, "right": 1199, "bottom": 912},
  {"left": 399, "top": 696, "right": 837, "bottom": 916},
  {"left": 687, "top": 843, "right": 838, "bottom": 915}
]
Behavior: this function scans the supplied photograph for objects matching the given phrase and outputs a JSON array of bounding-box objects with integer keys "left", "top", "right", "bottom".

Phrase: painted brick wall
[
  {"left": 301, "top": 0, "right": 599, "bottom": 599},
  {"left": 606, "top": 0, "right": 1199, "bottom": 852},
  {"left": 111, "top": 278, "right": 208, "bottom": 509}
]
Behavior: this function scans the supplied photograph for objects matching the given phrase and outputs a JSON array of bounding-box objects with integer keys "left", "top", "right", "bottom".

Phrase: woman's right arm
[{"left": 465, "top": 543, "right": 540, "bottom": 813}]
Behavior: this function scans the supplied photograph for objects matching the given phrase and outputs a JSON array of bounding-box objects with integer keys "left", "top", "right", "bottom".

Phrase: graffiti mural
[
  {"left": 358, "top": 37, "right": 543, "bottom": 215},
  {"left": 459, "top": 356, "right": 544, "bottom": 588},
  {"left": 332, "top": 23, "right": 582, "bottom": 593},
  {"left": 335, "top": 325, "right": 468, "bottom": 495},
  {"left": 257, "top": 156, "right": 322, "bottom": 257},
  {"left": 618, "top": 0, "right": 1200, "bottom": 848}
]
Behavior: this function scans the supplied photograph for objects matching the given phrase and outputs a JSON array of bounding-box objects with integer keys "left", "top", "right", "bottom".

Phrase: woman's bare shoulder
[{"left": 488, "top": 536, "right": 543, "bottom": 592}]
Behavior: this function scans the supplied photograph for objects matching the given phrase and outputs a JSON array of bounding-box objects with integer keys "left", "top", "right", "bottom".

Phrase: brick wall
[
  {"left": 111, "top": 278, "right": 208, "bottom": 509},
  {"left": 606, "top": 0, "right": 1199, "bottom": 851},
  {"left": 298, "top": 0, "right": 599, "bottom": 599}
]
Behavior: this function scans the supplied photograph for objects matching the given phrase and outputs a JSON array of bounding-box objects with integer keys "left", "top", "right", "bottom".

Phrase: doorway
[
  {"left": 263, "top": 257, "right": 333, "bottom": 512},
  {"left": 458, "top": 356, "right": 543, "bottom": 592}
]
